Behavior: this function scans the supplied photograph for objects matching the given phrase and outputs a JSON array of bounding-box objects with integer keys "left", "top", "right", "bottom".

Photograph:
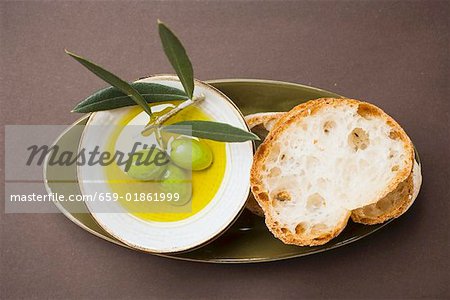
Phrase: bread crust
[
  {"left": 250, "top": 98, "right": 415, "bottom": 246},
  {"left": 264, "top": 209, "right": 351, "bottom": 246},
  {"left": 245, "top": 112, "right": 284, "bottom": 129}
]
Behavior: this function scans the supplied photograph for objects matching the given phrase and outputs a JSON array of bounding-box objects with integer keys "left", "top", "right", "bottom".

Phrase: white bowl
[{"left": 77, "top": 75, "right": 253, "bottom": 253}]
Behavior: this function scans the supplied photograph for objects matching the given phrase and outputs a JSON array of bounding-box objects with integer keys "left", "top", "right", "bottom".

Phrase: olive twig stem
[
  {"left": 141, "top": 94, "right": 205, "bottom": 135},
  {"left": 154, "top": 127, "right": 166, "bottom": 151}
]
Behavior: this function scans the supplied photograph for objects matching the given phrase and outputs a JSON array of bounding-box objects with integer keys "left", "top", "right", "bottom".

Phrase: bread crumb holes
[
  {"left": 306, "top": 193, "right": 326, "bottom": 211},
  {"left": 323, "top": 120, "right": 336, "bottom": 134},
  {"left": 348, "top": 127, "right": 370, "bottom": 151}
]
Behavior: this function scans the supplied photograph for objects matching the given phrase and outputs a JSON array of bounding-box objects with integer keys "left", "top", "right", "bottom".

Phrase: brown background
[{"left": 1, "top": 1, "right": 449, "bottom": 299}]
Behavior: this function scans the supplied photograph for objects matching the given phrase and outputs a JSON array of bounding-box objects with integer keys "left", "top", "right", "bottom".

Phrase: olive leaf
[
  {"left": 72, "top": 82, "right": 189, "bottom": 113},
  {"left": 161, "top": 120, "right": 260, "bottom": 142},
  {"left": 158, "top": 20, "right": 194, "bottom": 99},
  {"left": 65, "top": 50, "right": 152, "bottom": 116}
]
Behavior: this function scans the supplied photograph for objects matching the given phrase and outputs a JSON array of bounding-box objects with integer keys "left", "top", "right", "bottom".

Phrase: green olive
[
  {"left": 126, "top": 149, "right": 169, "bottom": 181},
  {"left": 159, "top": 164, "right": 192, "bottom": 206},
  {"left": 170, "top": 138, "right": 213, "bottom": 171}
]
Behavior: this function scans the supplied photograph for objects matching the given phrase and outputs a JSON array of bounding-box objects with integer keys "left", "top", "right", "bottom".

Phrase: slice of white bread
[
  {"left": 245, "top": 112, "right": 284, "bottom": 136},
  {"left": 246, "top": 110, "right": 422, "bottom": 224},
  {"left": 250, "top": 98, "right": 415, "bottom": 246},
  {"left": 245, "top": 112, "right": 284, "bottom": 217}
]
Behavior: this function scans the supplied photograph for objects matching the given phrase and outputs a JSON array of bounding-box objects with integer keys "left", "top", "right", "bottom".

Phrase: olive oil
[{"left": 104, "top": 101, "right": 226, "bottom": 222}]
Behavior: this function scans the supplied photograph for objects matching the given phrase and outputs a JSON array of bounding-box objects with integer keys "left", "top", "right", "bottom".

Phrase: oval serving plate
[{"left": 45, "top": 79, "right": 417, "bottom": 263}]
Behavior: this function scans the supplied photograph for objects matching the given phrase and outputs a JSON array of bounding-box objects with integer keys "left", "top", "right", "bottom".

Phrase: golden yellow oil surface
[{"left": 104, "top": 102, "right": 226, "bottom": 222}]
